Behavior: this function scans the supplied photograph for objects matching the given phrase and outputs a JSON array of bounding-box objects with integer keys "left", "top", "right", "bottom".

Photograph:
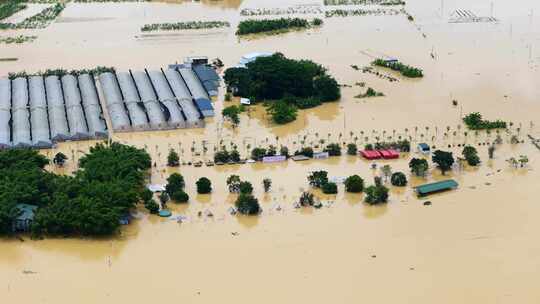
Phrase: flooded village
[{"left": 1, "top": 0, "right": 540, "bottom": 303}]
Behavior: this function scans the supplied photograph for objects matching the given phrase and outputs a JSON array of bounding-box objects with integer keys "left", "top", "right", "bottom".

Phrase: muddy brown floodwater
[{"left": 1, "top": 0, "right": 540, "bottom": 303}]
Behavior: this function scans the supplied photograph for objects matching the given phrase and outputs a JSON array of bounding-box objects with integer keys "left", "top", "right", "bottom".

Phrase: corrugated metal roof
[
  {"left": 416, "top": 179, "right": 458, "bottom": 195},
  {"left": 195, "top": 98, "right": 214, "bottom": 111}
]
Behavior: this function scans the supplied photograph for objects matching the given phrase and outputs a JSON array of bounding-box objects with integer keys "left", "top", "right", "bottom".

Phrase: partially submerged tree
[
  {"left": 239, "top": 181, "right": 254, "bottom": 194},
  {"left": 432, "top": 150, "right": 454, "bottom": 175},
  {"left": 380, "top": 165, "right": 392, "bottom": 182},
  {"left": 324, "top": 143, "right": 341, "bottom": 156},
  {"left": 166, "top": 173, "right": 185, "bottom": 195},
  {"left": 235, "top": 194, "right": 261, "bottom": 215},
  {"left": 409, "top": 158, "right": 429, "bottom": 177},
  {"left": 196, "top": 177, "right": 212, "bottom": 194},
  {"left": 462, "top": 145, "right": 480, "bottom": 166},
  {"left": 53, "top": 152, "right": 67, "bottom": 167},
  {"left": 298, "top": 192, "right": 315, "bottom": 207},
  {"left": 308, "top": 170, "right": 329, "bottom": 188},
  {"left": 322, "top": 182, "right": 338, "bottom": 194},
  {"left": 167, "top": 149, "right": 180, "bottom": 167},
  {"left": 364, "top": 183, "right": 389, "bottom": 205},
  {"left": 344, "top": 175, "right": 364, "bottom": 193},
  {"left": 227, "top": 174, "right": 242, "bottom": 193},
  {"left": 263, "top": 178, "right": 272, "bottom": 192},
  {"left": 390, "top": 172, "right": 407, "bottom": 187},
  {"left": 145, "top": 199, "right": 160, "bottom": 214},
  {"left": 346, "top": 143, "right": 357, "bottom": 156}
]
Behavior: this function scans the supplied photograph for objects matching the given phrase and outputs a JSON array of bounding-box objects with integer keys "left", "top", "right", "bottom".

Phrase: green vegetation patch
[
  {"left": 0, "top": 143, "right": 151, "bottom": 237},
  {"left": 372, "top": 58, "right": 423, "bottom": 78},
  {"left": 324, "top": 0, "right": 405, "bottom": 5},
  {"left": 224, "top": 53, "right": 340, "bottom": 124},
  {"left": 141, "top": 20, "right": 230, "bottom": 32},
  {"left": 8, "top": 66, "right": 115, "bottom": 80},
  {"left": 0, "top": 0, "right": 27, "bottom": 21},
  {"left": 462, "top": 112, "right": 507, "bottom": 130},
  {"left": 0, "top": 3, "right": 65, "bottom": 30},
  {"left": 325, "top": 8, "right": 403, "bottom": 18},
  {"left": 0, "top": 35, "right": 37, "bottom": 44},
  {"left": 236, "top": 17, "right": 323, "bottom": 35}
]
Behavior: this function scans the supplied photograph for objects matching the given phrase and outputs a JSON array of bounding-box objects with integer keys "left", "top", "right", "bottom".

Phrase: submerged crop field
[{"left": 1, "top": 0, "right": 540, "bottom": 303}]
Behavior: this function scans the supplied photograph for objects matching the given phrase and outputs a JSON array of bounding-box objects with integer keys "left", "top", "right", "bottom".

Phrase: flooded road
[{"left": 1, "top": 0, "right": 540, "bottom": 302}]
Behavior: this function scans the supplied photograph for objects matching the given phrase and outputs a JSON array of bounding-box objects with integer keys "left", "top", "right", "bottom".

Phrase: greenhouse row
[
  {"left": 98, "top": 68, "right": 209, "bottom": 132},
  {"left": 0, "top": 74, "right": 108, "bottom": 149}
]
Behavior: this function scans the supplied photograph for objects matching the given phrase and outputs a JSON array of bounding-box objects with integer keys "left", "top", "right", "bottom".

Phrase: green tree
[
  {"left": 170, "top": 190, "right": 189, "bottom": 203},
  {"left": 308, "top": 170, "right": 328, "bottom": 188},
  {"left": 167, "top": 149, "right": 180, "bottom": 167},
  {"left": 214, "top": 150, "right": 230, "bottom": 163},
  {"left": 235, "top": 194, "right": 261, "bottom": 215},
  {"left": 239, "top": 181, "right": 254, "bottom": 194},
  {"left": 346, "top": 143, "right": 357, "bottom": 156},
  {"left": 324, "top": 143, "right": 341, "bottom": 156},
  {"left": 227, "top": 175, "right": 242, "bottom": 193},
  {"left": 196, "top": 177, "right": 212, "bottom": 194},
  {"left": 53, "top": 152, "right": 67, "bottom": 167},
  {"left": 263, "top": 178, "right": 272, "bottom": 192},
  {"left": 140, "top": 188, "right": 153, "bottom": 203},
  {"left": 462, "top": 145, "right": 480, "bottom": 166},
  {"left": 159, "top": 192, "right": 169, "bottom": 207},
  {"left": 251, "top": 147, "right": 267, "bottom": 161},
  {"left": 409, "top": 158, "right": 429, "bottom": 177},
  {"left": 145, "top": 199, "right": 160, "bottom": 214},
  {"left": 432, "top": 150, "right": 454, "bottom": 175},
  {"left": 380, "top": 165, "right": 392, "bottom": 182},
  {"left": 390, "top": 172, "right": 407, "bottom": 186},
  {"left": 298, "top": 192, "right": 315, "bottom": 206},
  {"left": 166, "top": 173, "right": 185, "bottom": 195},
  {"left": 344, "top": 175, "right": 364, "bottom": 193},
  {"left": 364, "top": 184, "right": 389, "bottom": 205},
  {"left": 322, "top": 182, "right": 338, "bottom": 194}
]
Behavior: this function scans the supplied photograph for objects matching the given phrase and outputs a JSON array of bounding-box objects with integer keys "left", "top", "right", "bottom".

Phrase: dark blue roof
[
  {"left": 192, "top": 64, "right": 220, "bottom": 82},
  {"left": 195, "top": 98, "right": 214, "bottom": 111},
  {"left": 418, "top": 143, "right": 430, "bottom": 150}
]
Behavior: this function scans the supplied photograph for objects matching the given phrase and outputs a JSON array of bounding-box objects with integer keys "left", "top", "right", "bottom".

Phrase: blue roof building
[{"left": 195, "top": 98, "right": 215, "bottom": 117}]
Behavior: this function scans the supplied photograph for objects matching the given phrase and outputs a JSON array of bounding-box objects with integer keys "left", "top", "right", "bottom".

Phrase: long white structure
[
  {"left": 28, "top": 76, "right": 52, "bottom": 148},
  {"left": 99, "top": 72, "right": 131, "bottom": 131},
  {"left": 132, "top": 71, "right": 167, "bottom": 129},
  {"left": 0, "top": 79, "right": 11, "bottom": 148},
  {"left": 62, "top": 75, "right": 90, "bottom": 140},
  {"left": 78, "top": 74, "right": 108, "bottom": 138},
  {"left": 148, "top": 70, "right": 185, "bottom": 129},
  {"left": 45, "top": 75, "right": 70, "bottom": 141},
  {"left": 11, "top": 78, "right": 32, "bottom": 147},
  {"left": 164, "top": 69, "right": 202, "bottom": 127},
  {"left": 116, "top": 72, "right": 149, "bottom": 131}
]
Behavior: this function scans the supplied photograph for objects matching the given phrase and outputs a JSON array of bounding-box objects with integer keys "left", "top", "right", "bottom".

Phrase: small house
[
  {"left": 313, "top": 152, "right": 329, "bottom": 159},
  {"left": 262, "top": 155, "right": 287, "bottom": 163},
  {"left": 360, "top": 150, "right": 382, "bottom": 160},
  {"left": 415, "top": 179, "right": 458, "bottom": 197},
  {"left": 12, "top": 204, "right": 38, "bottom": 232},
  {"left": 418, "top": 143, "right": 431, "bottom": 154}
]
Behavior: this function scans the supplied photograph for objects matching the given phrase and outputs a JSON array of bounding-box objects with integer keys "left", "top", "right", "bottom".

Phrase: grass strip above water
[
  {"left": 0, "top": 0, "right": 27, "bottom": 21},
  {"left": 236, "top": 17, "right": 322, "bottom": 35},
  {"left": 0, "top": 3, "right": 65, "bottom": 29},
  {"left": 371, "top": 58, "right": 423, "bottom": 78},
  {"left": 141, "top": 20, "right": 230, "bottom": 32}
]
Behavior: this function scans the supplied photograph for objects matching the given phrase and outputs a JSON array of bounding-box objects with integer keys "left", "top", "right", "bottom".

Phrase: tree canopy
[{"left": 432, "top": 150, "right": 454, "bottom": 175}]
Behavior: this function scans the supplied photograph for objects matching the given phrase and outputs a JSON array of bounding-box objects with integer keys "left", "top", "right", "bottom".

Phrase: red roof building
[
  {"left": 360, "top": 150, "right": 382, "bottom": 160},
  {"left": 380, "top": 149, "right": 400, "bottom": 159}
]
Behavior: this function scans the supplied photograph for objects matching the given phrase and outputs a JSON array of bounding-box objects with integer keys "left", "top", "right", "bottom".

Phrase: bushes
[
  {"left": 324, "top": 143, "right": 342, "bottom": 156},
  {"left": 239, "top": 181, "right": 254, "bottom": 194},
  {"left": 0, "top": 0, "right": 27, "bottom": 21},
  {"left": 462, "top": 146, "right": 480, "bottom": 166},
  {"left": 463, "top": 112, "right": 507, "bottom": 130},
  {"left": 236, "top": 17, "right": 322, "bottom": 35},
  {"left": 364, "top": 183, "right": 389, "bottom": 204},
  {"left": 347, "top": 143, "right": 358, "bottom": 155},
  {"left": 141, "top": 21, "right": 230, "bottom": 32},
  {"left": 0, "top": 3, "right": 65, "bottom": 30},
  {"left": 167, "top": 149, "right": 180, "bottom": 167},
  {"left": 170, "top": 190, "right": 189, "bottom": 203},
  {"left": 390, "top": 172, "right": 407, "bottom": 186},
  {"left": 235, "top": 194, "right": 261, "bottom": 215},
  {"left": 308, "top": 170, "right": 329, "bottom": 188},
  {"left": 344, "top": 175, "right": 364, "bottom": 193},
  {"left": 372, "top": 59, "right": 423, "bottom": 78},
  {"left": 295, "top": 147, "right": 314, "bottom": 158},
  {"left": 266, "top": 100, "right": 297, "bottom": 124},
  {"left": 251, "top": 147, "right": 267, "bottom": 161},
  {"left": 432, "top": 150, "right": 454, "bottom": 175},
  {"left": 409, "top": 158, "right": 428, "bottom": 177},
  {"left": 214, "top": 149, "right": 241, "bottom": 163},
  {"left": 196, "top": 177, "right": 212, "bottom": 194},
  {"left": 322, "top": 182, "right": 338, "bottom": 194}
]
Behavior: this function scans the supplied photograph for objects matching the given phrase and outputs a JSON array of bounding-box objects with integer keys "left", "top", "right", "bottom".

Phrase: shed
[
  {"left": 313, "top": 152, "right": 329, "bottom": 159},
  {"left": 360, "top": 150, "right": 382, "bottom": 160},
  {"left": 195, "top": 98, "right": 215, "bottom": 117},
  {"left": 418, "top": 143, "right": 430, "bottom": 154},
  {"left": 380, "top": 149, "right": 399, "bottom": 159},
  {"left": 415, "top": 179, "right": 458, "bottom": 196},
  {"left": 192, "top": 64, "right": 220, "bottom": 97},
  {"left": 12, "top": 204, "right": 38, "bottom": 232},
  {"left": 262, "top": 155, "right": 286, "bottom": 163}
]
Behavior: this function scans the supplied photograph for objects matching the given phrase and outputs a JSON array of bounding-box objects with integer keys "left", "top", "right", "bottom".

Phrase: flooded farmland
[{"left": 1, "top": 0, "right": 540, "bottom": 303}]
